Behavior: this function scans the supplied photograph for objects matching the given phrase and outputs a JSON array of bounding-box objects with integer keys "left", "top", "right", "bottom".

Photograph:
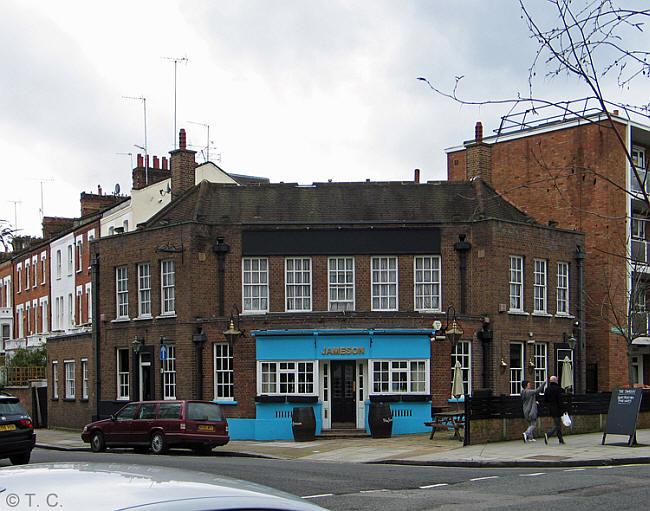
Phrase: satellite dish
[{"left": 115, "top": 183, "right": 120, "bottom": 195}]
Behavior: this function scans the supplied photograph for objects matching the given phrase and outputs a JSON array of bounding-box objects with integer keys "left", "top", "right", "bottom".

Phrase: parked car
[
  {"left": 0, "top": 462, "right": 329, "bottom": 510},
  {"left": 81, "top": 400, "right": 229, "bottom": 454},
  {"left": 0, "top": 392, "right": 35, "bottom": 465}
]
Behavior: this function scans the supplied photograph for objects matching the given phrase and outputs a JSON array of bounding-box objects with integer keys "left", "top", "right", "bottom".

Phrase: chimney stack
[
  {"left": 465, "top": 121, "right": 492, "bottom": 184},
  {"left": 153, "top": 156, "right": 159, "bottom": 169},
  {"left": 137, "top": 154, "right": 143, "bottom": 167},
  {"left": 414, "top": 169, "right": 420, "bottom": 183},
  {"left": 170, "top": 128, "right": 197, "bottom": 201},
  {"left": 162, "top": 157, "right": 168, "bottom": 170}
]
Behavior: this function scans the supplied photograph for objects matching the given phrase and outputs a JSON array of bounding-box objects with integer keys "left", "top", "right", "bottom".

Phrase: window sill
[
  {"left": 155, "top": 313, "right": 177, "bottom": 319},
  {"left": 214, "top": 401, "right": 238, "bottom": 405},
  {"left": 507, "top": 310, "right": 530, "bottom": 316},
  {"left": 554, "top": 313, "right": 575, "bottom": 319},
  {"left": 416, "top": 309, "right": 442, "bottom": 314},
  {"left": 134, "top": 316, "right": 153, "bottom": 321},
  {"left": 531, "top": 312, "right": 553, "bottom": 317},
  {"left": 111, "top": 318, "right": 130, "bottom": 323}
]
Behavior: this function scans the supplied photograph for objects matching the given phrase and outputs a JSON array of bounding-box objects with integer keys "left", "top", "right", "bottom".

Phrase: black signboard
[{"left": 601, "top": 388, "right": 643, "bottom": 446}]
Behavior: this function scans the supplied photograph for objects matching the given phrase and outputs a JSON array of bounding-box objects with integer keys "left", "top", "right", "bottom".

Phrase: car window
[
  {"left": 186, "top": 402, "right": 224, "bottom": 421},
  {"left": 157, "top": 403, "right": 182, "bottom": 419},
  {"left": 137, "top": 403, "right": 157, "bottom": 419},
  {"left": 0, "top": 400, "right": 28, "bottom": 417},
  {"left": 115, "top": 404, "right": 138, "bottom": 421}
]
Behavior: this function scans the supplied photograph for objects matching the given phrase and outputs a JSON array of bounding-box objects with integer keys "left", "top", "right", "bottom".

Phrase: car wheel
[
  {"left": 150, "top": 431, "right": 168, "bottom": 455},
  {"left": 9, "top": 452, "right": 31, "bottom": 465},
  {"left": 90, "top": 431, "right": 106, "bottom": 453}
]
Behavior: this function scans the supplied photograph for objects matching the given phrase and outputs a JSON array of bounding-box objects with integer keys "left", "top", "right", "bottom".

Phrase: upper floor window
[
  {"left": 533, "top": 259, "right": 547, "bottom": 313},
  {"left": 509, "top": 256, "right": 524, "bottom": 312},
  {"left": 161, "top": 259, "right": 175, "bottom": 315},
  {"left": 32, "top": 257, "right": 37, "bottom": 287},
  {"left": 242, "top": 258, "right": 269, "bottom": 313},
  {"left": 17, "top": 266, "right": 22, "bottom": 293},
  {"left": 41, "top": 255, "right": 47, "bottom": 285},
  {"left": 371, "top": 256, "right": 398, "bottom": 311},
  {"left": 67, "top": 244, "right": 73, "bottom": 275},
  {"left": 24, "top": 262, "right": 30, "bottom": 290},
  {"left": 414, "top": 256, "right": 441, "bottom": 311},
  {"left": 328, "top": 257, "right": 354, "bottom": 312},
  {"left": 631, "top": 146, "right": 647, "bottom": 194},
  {"left": 138, "top": 263, "right": 151, "bottom": 317},
  {"left": 557, "top": 262, "right": 570, "bottom": 315},
  {"left": 285, "top": 258, "right": 311, "bottom": 312},
  {"left": 76, "top": 240, "right": 83, "bottom": 273},
  {"left": 56, "top": 250, "right": 62, "bottom": 279},
  {"left": 116, "top": 266, "right": 129, "bottom": 318}
]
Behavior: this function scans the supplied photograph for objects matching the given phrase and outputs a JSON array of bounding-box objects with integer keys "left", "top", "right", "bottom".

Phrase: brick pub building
[
  {"left": 79, "top": 131, "right": 584, "bottom": 439},
  {"left": 446, "top": 106, "right": 650, "bottom": 392}
]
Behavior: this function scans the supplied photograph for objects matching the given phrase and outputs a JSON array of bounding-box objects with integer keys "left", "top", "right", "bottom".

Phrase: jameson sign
[
  {"left": 321, "top": 347, "right": 365, "bottom": 356},
  {"left": 602, "top": 388, "right": 643, "bottom": 446}
]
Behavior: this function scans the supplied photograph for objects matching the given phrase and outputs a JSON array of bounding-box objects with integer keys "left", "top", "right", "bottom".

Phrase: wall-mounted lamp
[
  {"left": 500, "top": 358, "right": 508, "bottom": 369},
  {"left": 432, "top": 304, "right": 464, "bottom": 347},
  {"left": 563, "top": 331, "right": 577, "bottom": 350},
  {"left": 132, "top": 336, "right": 143, "bottom": 354},
  {"left": 223, "top": 305, "right": 244, "bottom": 346},
  {"left": 528, "top": 358, "right": 536, "bottom": 369}
]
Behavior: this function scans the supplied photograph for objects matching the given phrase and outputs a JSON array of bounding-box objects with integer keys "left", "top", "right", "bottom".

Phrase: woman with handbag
[{"left": 543, "top": 375, "right": 566, "bottom": 444}]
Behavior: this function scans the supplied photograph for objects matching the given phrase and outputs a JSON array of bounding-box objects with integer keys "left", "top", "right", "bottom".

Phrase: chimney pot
[
  {"left": 475, "top": 121, "right": 483, "bottom": 143},
  {"left": 145, "top": 155, "right": 149, "bottom": 168},
  {"left": 179, "top": 128, "right": 187, "bottom": 150},
  {"left": 414, "top": 168, "right": 420, "bottom": 183},
  {"left": 153, "top": 156, "right": 159, "bottom": 169},
  {"left": 98, "top": 185, "right": 102, "bottom": 196},
  {"left": 137, "top": 154, "right": 143, "bottom": 167},
  {"left": 162, "top": 157, "right": 168, "bottom": 170}
]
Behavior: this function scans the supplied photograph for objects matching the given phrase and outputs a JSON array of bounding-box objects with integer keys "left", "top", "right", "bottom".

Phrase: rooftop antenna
[
  {"left": 187, "top": 120, "right": 213, "bottom": 162},
  {"left": 27, "top": 178, "right": 54, "bottom": 223},
  {"left": 7, "top": 200, "right": 21, "bottom": 230},
  {"left": 123, "top": 95, "right": 148, "bottom": 185},
  {"left": 162, "top": 56, "right": 189, "bottom": 149},
  {"left": 116, "top": 152, "right": 134, "bottom": 170}
]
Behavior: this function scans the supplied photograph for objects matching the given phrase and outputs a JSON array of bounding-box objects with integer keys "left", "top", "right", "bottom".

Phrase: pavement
[{"left": 34, "top": 427, "right": 650, "bottom": 467}]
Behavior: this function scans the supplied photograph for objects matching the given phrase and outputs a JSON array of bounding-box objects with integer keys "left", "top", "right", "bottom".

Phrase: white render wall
[{"left": 49, "top": 232, "right": 75, "bottom": 333}]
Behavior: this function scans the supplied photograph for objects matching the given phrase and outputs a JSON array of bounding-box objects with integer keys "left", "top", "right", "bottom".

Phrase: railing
[{"left": 5, "top": 366, "right": 45, "bottom": 386}]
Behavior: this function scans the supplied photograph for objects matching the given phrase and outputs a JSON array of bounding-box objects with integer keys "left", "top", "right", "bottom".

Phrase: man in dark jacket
[{"left": 544, "top": 375, "right": 565, "bottom": 444}]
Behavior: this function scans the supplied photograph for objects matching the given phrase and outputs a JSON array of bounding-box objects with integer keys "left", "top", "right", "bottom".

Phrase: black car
[{"left": 0, "top": 392, "right": 35, "bottom": 465}]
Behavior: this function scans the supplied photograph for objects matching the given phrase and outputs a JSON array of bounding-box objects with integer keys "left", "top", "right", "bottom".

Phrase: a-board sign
[{"left": 601, "top": 387, "right": 643, "bottom": 446}]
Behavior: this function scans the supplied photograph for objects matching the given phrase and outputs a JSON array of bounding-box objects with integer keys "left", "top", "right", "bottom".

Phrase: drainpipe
[
  {"left": 453, "top": 234, "right": 472, "bottom": 314},
  {"left": 213, "top": 237, "right": 230, "bottom": 316},
  {"left": 91, "top": 255, "right": 101, "bottom": 420},
  {"left": 575, "top": 245, "right": 586, "bottom": 393},
  {"left": 192, "top": 331, "right": 208, "bottom": 400}
]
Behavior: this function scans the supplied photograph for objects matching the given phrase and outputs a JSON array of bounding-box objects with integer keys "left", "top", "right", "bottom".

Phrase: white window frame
[
  {"left": 257, "top": 361, "right": 316, "bottom": 395},
  {"left": 533, "top": 343, "right": 548, "bottom": 388},
  {"left": 76, "top": 239, "right": 83, "bottom": 273},
  {"left": 117, "top": 348, "right": 130, "bottom": 400},
  {"left": 16, "top": 264, "right": 22, "bottom": 293},
  {"left": 24, "top": 262, "right": 30, "bottom": 292},
  {"left": 161, "top": 259, "right": 175, "bottom": 315},
  {"left": 16, "top": 305, "right": 24, "bottom": 338},
  {"left": 242, "top": 257, "right": 269, "bottom": 313},
  {"left": 414, "top": 255, "right": 441, "bottom": 312},
  {"left": 631, "top": 145, "right": 647, "bottom": 194},
  {"left": 328, "top": 257, "right": 355, "bottom": 312},
  {"left": 452, "top": 341, "right": 472, "bottom": 397},
  {"left": 26, "top": 302, "right": 31, "bottom": 335},
  {"left": 533, "top": 258, "right": 547, "bottom": 313},
  {"left": 557, "top": 262, "right": 570, "bottom": 315},
  {"left": 116, "top": 266, "right": 129, "bottom": 318},
  {"left": 52, "top": 361, "right": 59, "bottom": 399},
  {"left": 81, "top": 358, "right": 89, "bottom": 399},
  {"left": 510, "top": 342, "right": 524, "bottom": 395},
  {"left": 138, "top": 263, "right": 152, "bottom": 317},
  {"left": 285, "top": 258, "right": 312, "bottom": 312},
  {"left": 371, "top": 256, "right": 398, "bottom": 311},
  {"left": 162, "top": 345, "right": 176, "bottom": 400},
  {"left": 56, "top": 250, "right": 62, "bottom": 280},
  {"left": 64, "top": 360, "right": 75, "bottom": 399},
  {"left": 370, "top": 359, "right": 430, "bottom": 394},
  {"left": 509, "top": 255, "right": 524, "bottom": 312},
  {"left": 41, "top": 252, "right": 47, "bottom": 285},
  {"left": 85, "top": 283, "right": 92, "bottom": 322},
  {"left": 67, "top": 293, "right": 73, "bottom": 327},
  {"left": 76, "top": 287, "right": 83, "bottom": 325},
  {"left": 41, "top": 298, "right": 48, "bottom": 333},
  {"left": 67, "top": 244, "right": 73, "bottom": 275},
  {"left": 214, "top": 343, "right": 234, "bottom": 401}
]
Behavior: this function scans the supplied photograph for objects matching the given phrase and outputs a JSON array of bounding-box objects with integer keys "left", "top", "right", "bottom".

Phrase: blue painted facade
[{"left": 225, "top": 329, "right": 434, "bottom": 440}]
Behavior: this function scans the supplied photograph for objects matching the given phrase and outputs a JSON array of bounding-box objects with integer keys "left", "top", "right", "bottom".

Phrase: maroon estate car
[{"left": 81, "top": 400, "right": 229, "bottom": 455}]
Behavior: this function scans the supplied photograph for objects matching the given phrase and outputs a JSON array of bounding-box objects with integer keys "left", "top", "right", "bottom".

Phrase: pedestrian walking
[
  {"left": 521, "top": 379, "right": 545, "bottom": 442},
  {"left": 543, "top": 375, "right": 565, "bottom": 444}
]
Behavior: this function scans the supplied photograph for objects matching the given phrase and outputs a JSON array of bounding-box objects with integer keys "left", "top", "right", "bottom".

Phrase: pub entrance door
[{"left": 331, "top": 360, "right": 356, "bottom": 427}]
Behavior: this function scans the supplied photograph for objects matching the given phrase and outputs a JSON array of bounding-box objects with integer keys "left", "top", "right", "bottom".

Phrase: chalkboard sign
[{"left": 601, "top": 388, "right": 643, "bottom": 446}]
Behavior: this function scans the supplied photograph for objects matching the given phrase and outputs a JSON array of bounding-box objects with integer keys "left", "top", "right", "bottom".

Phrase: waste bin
[
  {"left": 368, "top": 402, "right": 392, "bottom": 438},
  {"left": 292, "top": 407, "right": 316, "bottom": 442}
]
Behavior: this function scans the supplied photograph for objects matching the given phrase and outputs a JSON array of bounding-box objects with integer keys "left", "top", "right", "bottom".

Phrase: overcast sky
[{"left": 1, "top": 0, "right": 646, "bottom": 238}]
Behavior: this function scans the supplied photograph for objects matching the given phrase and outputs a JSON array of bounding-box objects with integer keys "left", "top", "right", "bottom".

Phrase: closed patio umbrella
[
  {"left": 452, "top": 360, "right": 464, "bottom": 407},
  {"left": 561, "top": 356, "right": 573, "bottom": 390}
]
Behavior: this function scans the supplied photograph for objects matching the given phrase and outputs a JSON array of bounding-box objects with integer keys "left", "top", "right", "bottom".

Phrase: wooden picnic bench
[{"left": 424, "top": 411, "right": 465, "bottom": 441}]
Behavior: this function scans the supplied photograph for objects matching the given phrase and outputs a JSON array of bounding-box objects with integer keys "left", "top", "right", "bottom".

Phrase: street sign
[{"left": 160, "top": 344, "right": 168, "bottom": 361}]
